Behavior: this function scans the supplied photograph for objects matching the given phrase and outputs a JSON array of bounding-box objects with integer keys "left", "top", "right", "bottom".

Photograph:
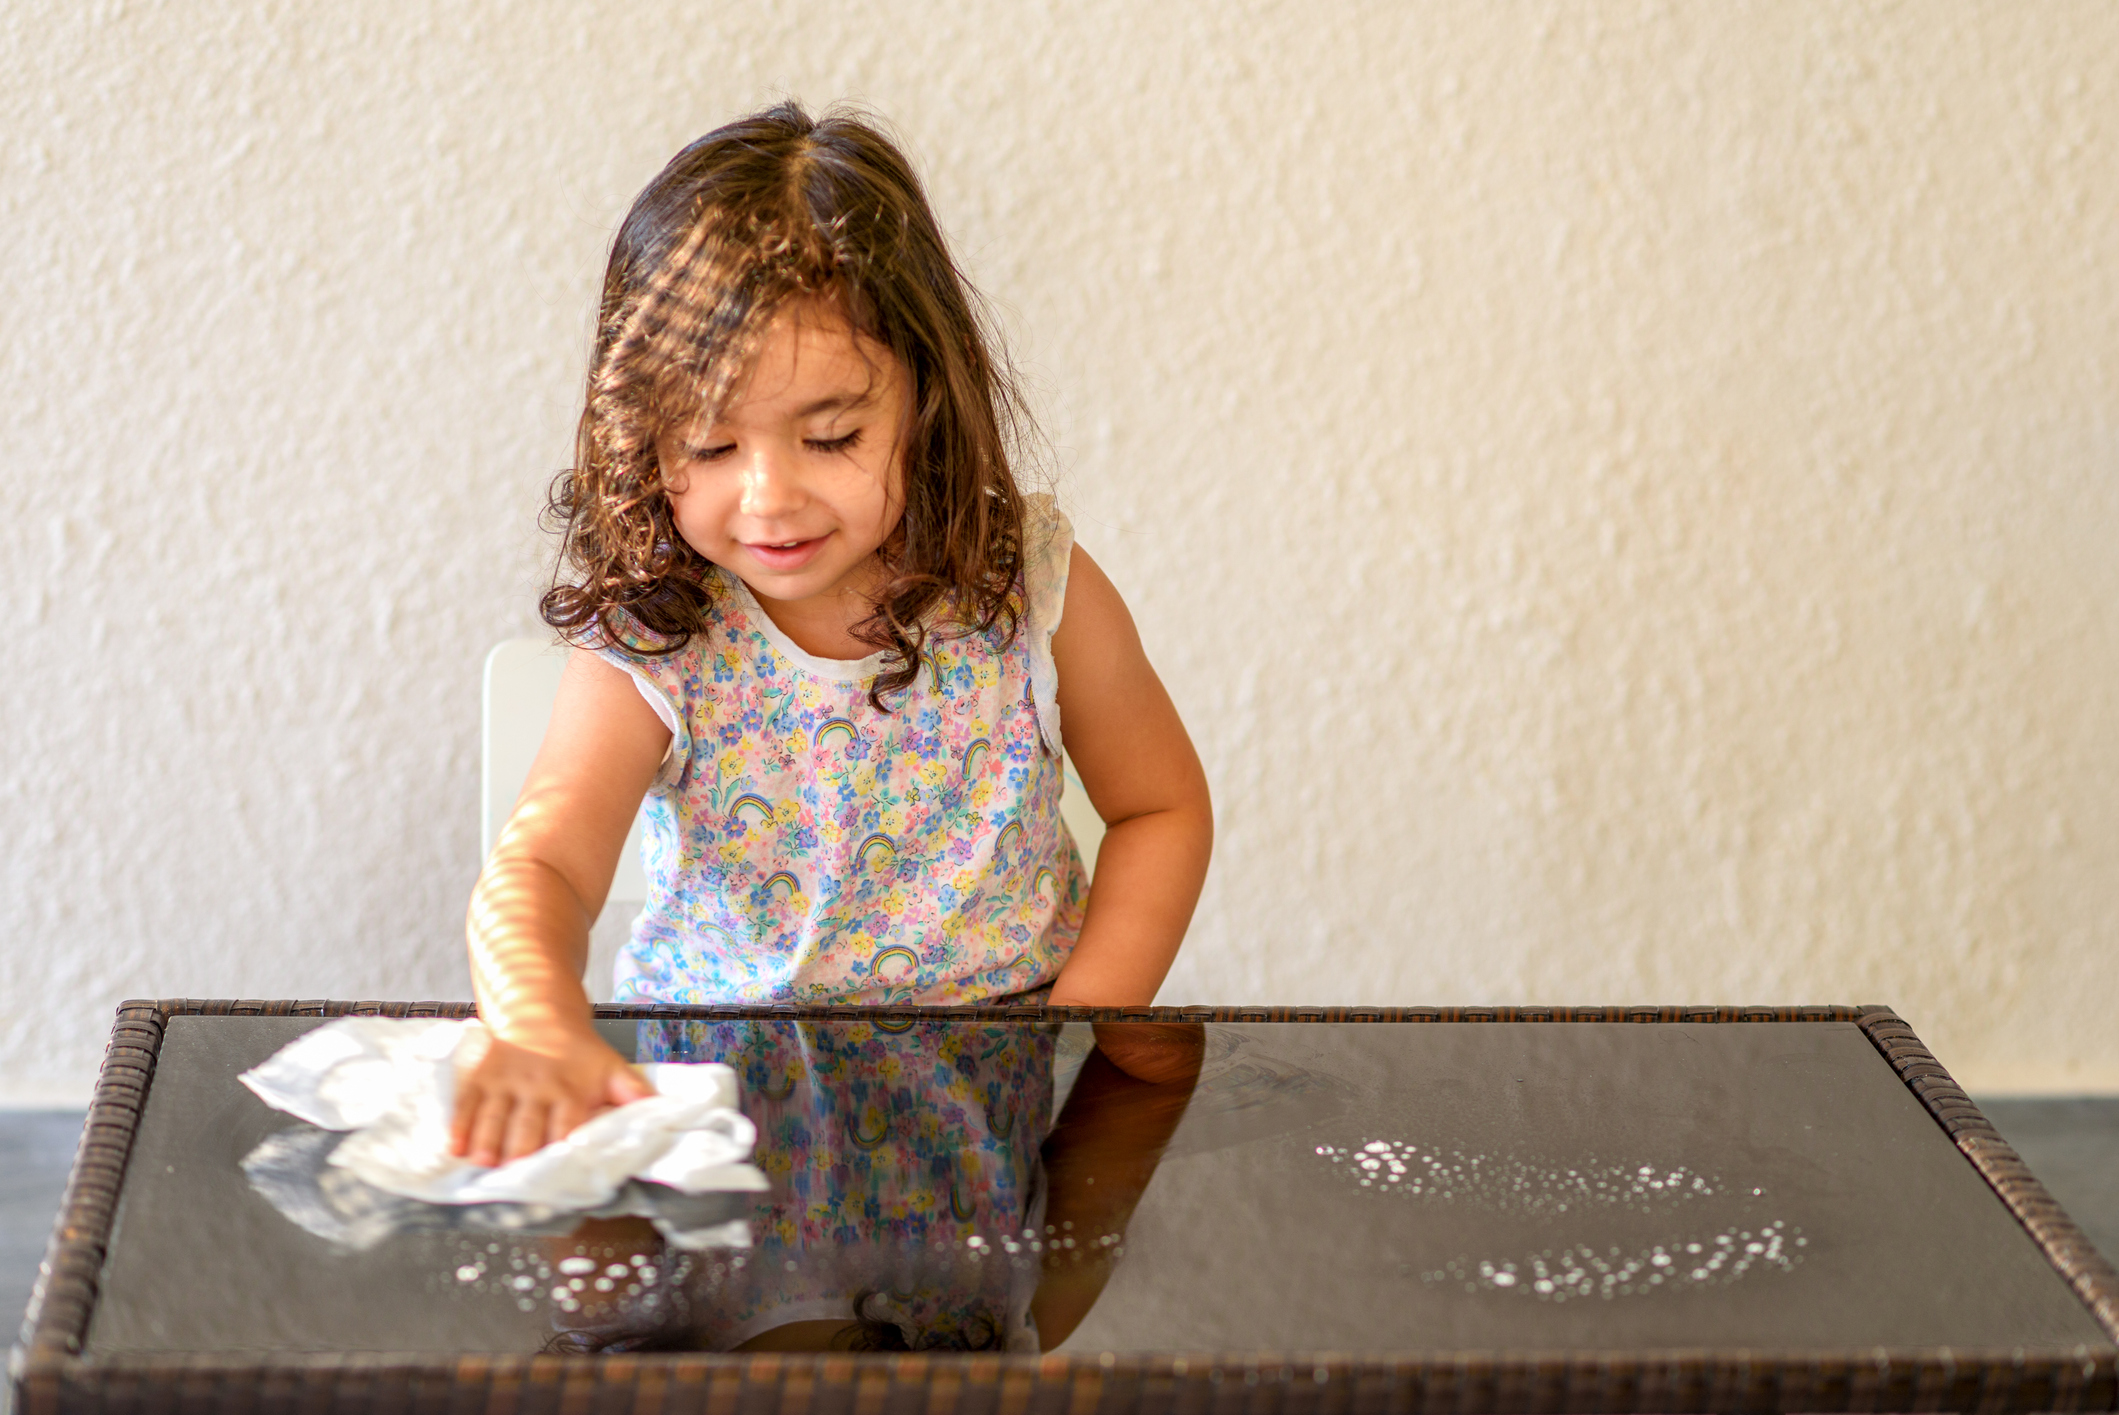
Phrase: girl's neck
[{"left": 735, "top": 569, "right": 884, "bottom": 663}]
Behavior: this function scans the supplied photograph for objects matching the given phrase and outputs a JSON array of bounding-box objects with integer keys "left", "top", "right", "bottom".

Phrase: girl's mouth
[{"left": 744, "top": 535, "right": 828, "bottom": 572}]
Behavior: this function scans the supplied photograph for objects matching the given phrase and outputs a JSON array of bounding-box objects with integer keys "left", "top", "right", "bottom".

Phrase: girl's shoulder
[
  {"left": 583, "top": 608, "right": 718, "bottom": 693},
  {"left": 578, "top": 594, "right": 740, "bottom": 783},
  {"left": 584, "top": 569, "right": 755, "bottom": 672},
  {"left": 1020, "top": 492, "right": 1071, "bottom": 579},
  {"left": 1017, "top": 493, "right": 1072, "bottom": 634}
]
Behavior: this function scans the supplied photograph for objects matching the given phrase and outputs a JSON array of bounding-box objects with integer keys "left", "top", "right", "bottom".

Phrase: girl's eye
[
  {"left": 806, "top": 429, "right": 863, "bottom": 454},
  {"left": 686, "top": 444, "right": 736, "bottom": 463}
]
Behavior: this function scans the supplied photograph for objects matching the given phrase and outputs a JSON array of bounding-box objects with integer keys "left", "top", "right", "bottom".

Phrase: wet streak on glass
[{"left": 83, "top": 1015, "right": 2110, "bottom": 1356}]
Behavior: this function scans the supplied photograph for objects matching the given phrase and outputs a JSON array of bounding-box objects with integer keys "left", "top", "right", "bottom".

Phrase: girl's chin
[{"left": 737, "top": 548, "right": 892, "bottom": 602}]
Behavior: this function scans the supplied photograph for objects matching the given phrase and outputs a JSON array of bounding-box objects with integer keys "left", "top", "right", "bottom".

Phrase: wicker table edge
[
  {"left": 13, "top": 998, "right": 2119, "bottom": 1414},
  {"left": 12, "top": 1344, "right": 2118, "bottom": 1415}
]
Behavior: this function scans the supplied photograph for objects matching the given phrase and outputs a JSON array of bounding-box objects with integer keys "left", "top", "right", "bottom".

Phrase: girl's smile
[
  {"left": 656, "top": 300, "right": 912, "bottom": 658},
  {"left": 743, "top": 535, "right": 830, "bottom": 572}
]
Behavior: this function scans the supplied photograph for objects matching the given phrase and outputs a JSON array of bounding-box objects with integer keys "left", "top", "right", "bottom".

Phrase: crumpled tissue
[{"left": 237, "top": 1016, "right": 767, "bottom": 1250}]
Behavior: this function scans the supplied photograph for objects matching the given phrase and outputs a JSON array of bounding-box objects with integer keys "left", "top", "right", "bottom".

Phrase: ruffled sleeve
[
  {"left": 590, "top": 618, "right": 693, "bottom": 791},
  {"left": 1020, "top": 494, "right": 1072, "bottom": 758}
]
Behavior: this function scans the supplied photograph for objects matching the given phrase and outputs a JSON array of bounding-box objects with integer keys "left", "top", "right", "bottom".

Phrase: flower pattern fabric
[
  {"left": 640, "top": 1017, "right": 1054, "bottom": 1351},
  {"left": 598, "top": 499, "right": 1086, "bottom": 1005}
]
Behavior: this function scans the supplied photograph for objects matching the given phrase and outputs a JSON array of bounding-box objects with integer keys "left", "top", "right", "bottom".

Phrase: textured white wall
[{"left": 4, "top": 2, "right": 2115, "bottom": 1102}]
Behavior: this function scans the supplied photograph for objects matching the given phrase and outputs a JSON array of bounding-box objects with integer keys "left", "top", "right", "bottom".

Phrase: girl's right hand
[{"left": 449, "top": 1023, "right": 654, "bottom": 1168}]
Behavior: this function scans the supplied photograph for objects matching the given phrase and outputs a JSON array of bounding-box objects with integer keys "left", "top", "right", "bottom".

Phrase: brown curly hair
[{"left": 541, "top": 101, "right": 1034, "bottom": 708}]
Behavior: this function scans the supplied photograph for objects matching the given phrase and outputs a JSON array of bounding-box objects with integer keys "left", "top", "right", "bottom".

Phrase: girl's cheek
[
  {"left": 670, "top": 515, "right": 721, "bottom": 562},
  {"left": 871, "top": 500, "right": 908, "bottom": 545},
  {"left": 854, "top": 451, "right": 897, "bottom": 494},
  {"left": 672, "top": 489, "right": 728, "bottom": 544}
]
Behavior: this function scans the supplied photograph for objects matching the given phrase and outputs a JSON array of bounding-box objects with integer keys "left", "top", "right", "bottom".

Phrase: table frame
[{"left": 12, "top": 1000, "right": 2119, "bottom": 1414}]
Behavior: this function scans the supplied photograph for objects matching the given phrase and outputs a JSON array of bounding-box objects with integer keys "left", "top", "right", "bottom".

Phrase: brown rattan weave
[{"left": 10, "top": 999, "right": 2117, "bottom": 1415}]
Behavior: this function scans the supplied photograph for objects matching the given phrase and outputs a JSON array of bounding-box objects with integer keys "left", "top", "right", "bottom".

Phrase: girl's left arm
[{"left": 1047, "top": 546, "right": 1213, "bottom": 1007}]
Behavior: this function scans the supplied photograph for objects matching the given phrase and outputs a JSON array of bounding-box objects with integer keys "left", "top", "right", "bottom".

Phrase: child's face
[{"left": 657, "top": 300, "right": 910, "bottom": 614}]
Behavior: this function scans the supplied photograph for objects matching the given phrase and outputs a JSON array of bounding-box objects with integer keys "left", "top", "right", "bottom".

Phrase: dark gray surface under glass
[{"left": 84, "top": 1016, "right": 2111, "bottom": 1357}]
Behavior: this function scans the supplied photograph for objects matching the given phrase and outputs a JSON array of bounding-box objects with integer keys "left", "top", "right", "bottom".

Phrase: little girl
[{"left": 455, "top": 102, "right": 1213, "bottom": 1168}]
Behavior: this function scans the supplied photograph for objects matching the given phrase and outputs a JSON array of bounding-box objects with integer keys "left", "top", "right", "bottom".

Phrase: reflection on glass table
[
  {"left": 532, "top": 1018, "right": 1202, "bottom": 1354},
  {"left": 73, "top": 1013, "right": 2115, "bottom": 1364}
]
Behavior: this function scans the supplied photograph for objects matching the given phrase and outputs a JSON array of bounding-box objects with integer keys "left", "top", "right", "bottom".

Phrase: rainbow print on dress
[
  {"left": 812, "top": 716, "right": 859, "bottom": 750},
  {"left": 727, "top": 793, "right": 774, "bottom": 825},
  {"left": 855, "top": 833, "right": 897, "bottom": 870}
]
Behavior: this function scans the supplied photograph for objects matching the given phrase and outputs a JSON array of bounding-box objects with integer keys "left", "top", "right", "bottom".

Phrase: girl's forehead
[{"left": 707, "top": 300, "right": 903, "bottom": 426}]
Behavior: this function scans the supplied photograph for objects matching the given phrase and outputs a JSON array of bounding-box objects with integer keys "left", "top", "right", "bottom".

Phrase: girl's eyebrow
[{"left": 794, "top": 389, "right": 876, "bottom": 418}]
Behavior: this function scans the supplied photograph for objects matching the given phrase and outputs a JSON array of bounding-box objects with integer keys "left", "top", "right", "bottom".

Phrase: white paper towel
[{"left": 240, "top": 1016, "right": 769, "bottom": 1213}]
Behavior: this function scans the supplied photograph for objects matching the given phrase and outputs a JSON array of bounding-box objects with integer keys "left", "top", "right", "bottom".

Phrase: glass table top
[{"left": 81, "top": 1014, "right": 2111, "bottom": 1357}]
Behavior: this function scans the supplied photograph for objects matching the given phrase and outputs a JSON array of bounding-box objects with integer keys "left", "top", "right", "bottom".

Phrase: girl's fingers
[
  {"left": 501, "top": 1097, "right": 552, "bottom": 1164},
  {"left": 548, "top": 1096, "right": 585, "bottom": 1149},
  {"left": 450, "top": 1084, "right": 482, "bottom": 1157},
  {"left": 466, "top": 1094, "right": 513, "bottom": 1168}
]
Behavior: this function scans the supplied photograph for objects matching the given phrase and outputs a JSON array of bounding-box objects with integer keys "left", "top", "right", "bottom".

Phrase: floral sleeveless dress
[{"left": 597, "top": 498, "right": 1087, "bottom": 1005}]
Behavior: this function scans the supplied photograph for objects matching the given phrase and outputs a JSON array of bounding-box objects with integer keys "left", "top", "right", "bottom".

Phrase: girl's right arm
[{"left": 453, "top": 649, "right": 673, "bottom": 1167}]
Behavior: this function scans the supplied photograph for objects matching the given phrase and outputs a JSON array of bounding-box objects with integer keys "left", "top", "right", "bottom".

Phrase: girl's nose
[{"left": 738, "top": 447, "right": 806, "bottom": 518}]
